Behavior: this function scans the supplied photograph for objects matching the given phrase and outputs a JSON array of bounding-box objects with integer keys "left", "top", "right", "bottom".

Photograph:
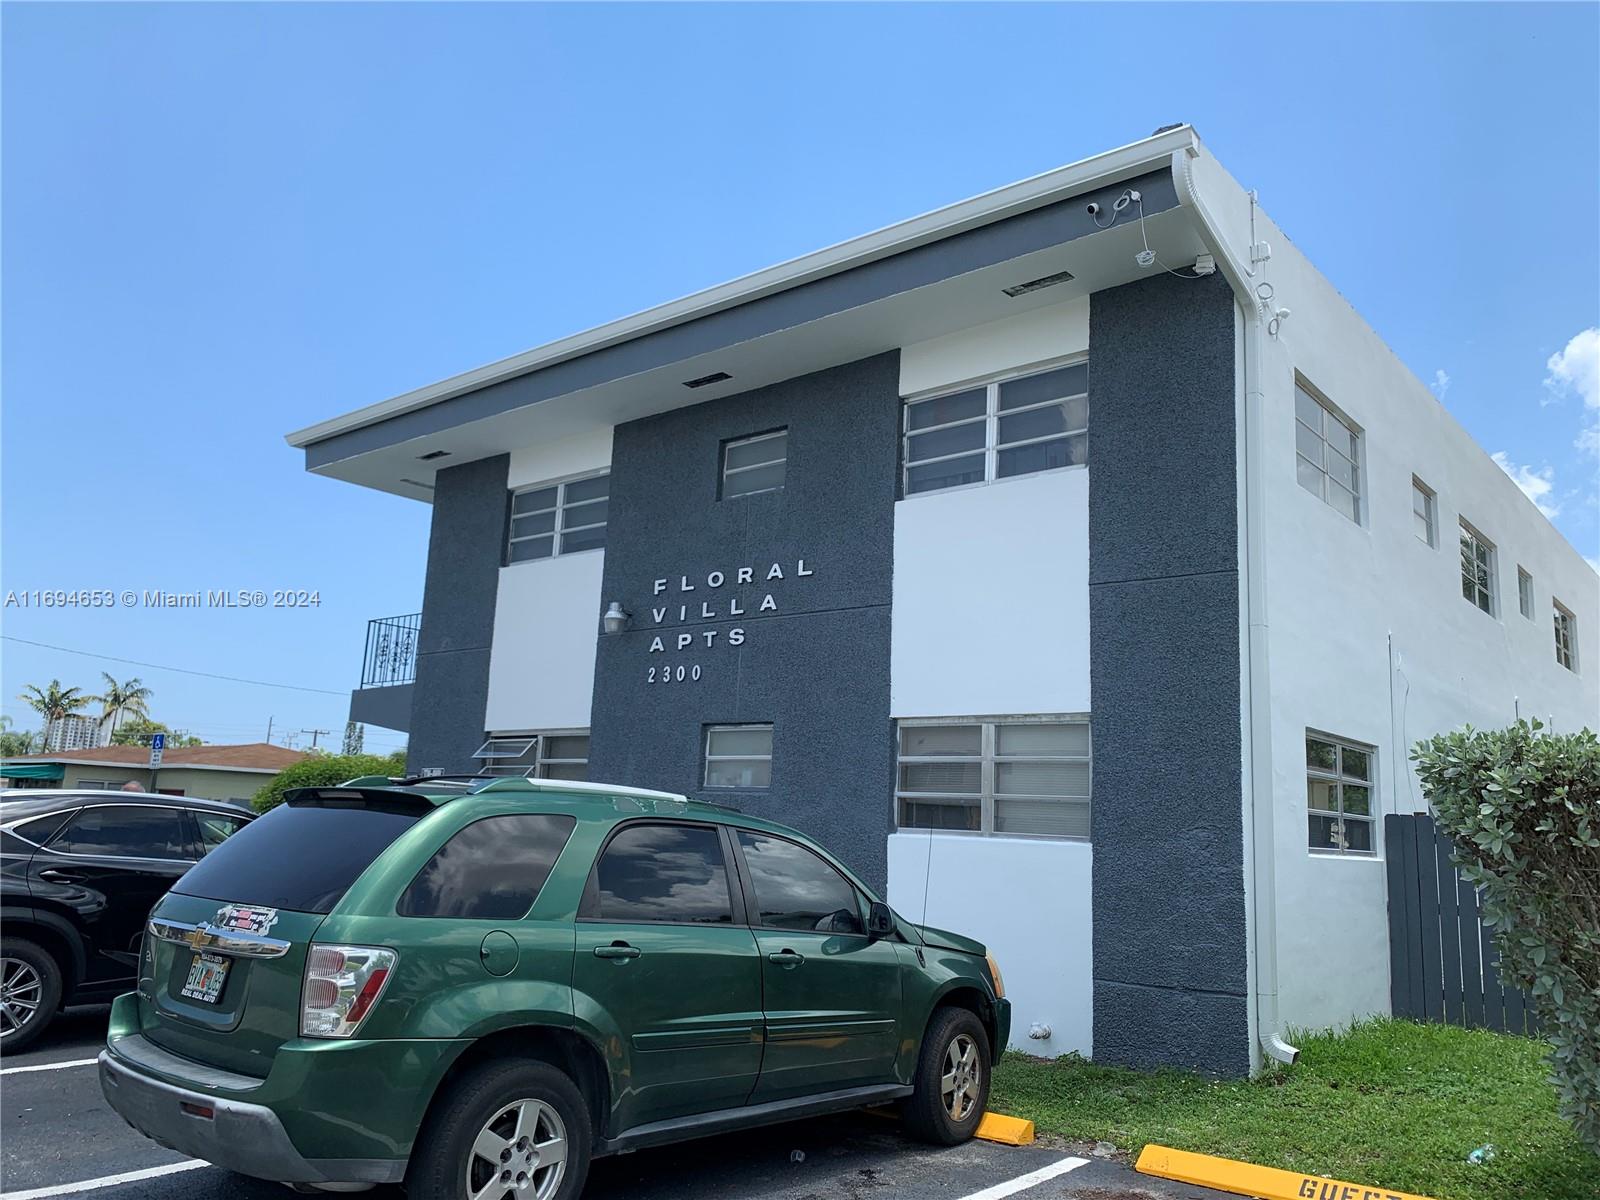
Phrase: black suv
[{"left": 1, "top": 790, "right": 253, "bottom": 1050}]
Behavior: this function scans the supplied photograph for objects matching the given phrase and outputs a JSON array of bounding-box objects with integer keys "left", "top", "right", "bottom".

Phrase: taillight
[{"left": 300, "top": 944, "right": 396, "bottom": 1038}]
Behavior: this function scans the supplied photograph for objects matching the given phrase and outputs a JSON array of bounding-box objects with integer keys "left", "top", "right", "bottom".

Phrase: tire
[
  {"left": 0, "top": 938, "right": 63, "bottom": 1054},
  {"left": 902, "top": 1006, "right": 991, "bottom": 1146},
  {"left": 407, "top": 1058, "right": 592, "bottom": 1200}
]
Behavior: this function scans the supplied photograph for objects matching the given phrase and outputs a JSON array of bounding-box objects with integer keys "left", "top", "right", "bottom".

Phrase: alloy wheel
[
  {"left": 465, "top": 1097, "right": 568, "bottom": 1200},
  {"left": 941, "top": 1032, "right": 982, "bottom": 1122},
  {"left": 0, "top": 957, "right": 43, "bottom": 1041}
]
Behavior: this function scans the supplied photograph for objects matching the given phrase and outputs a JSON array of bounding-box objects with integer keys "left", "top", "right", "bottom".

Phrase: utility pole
[
  {"left": 265, "top": 716, "right": 274, "bottom": 745},
  {"left": 300, "top": 728, "right": 333, "bottom": 750}
]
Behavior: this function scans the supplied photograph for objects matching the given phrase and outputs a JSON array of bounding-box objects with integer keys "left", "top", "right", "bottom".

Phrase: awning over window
[{"left": 0, "top": 762, "right": 65, "bottom": 780}]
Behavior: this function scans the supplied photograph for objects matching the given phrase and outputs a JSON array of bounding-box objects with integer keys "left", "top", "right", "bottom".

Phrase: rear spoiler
[{"left": 282, "top": 787, "right": 439, "bottom": 815}]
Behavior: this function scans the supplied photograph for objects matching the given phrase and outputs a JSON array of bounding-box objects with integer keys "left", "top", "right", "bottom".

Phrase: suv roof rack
[{"left": 472, "top": 777, "right": 691, "bottom": 803}]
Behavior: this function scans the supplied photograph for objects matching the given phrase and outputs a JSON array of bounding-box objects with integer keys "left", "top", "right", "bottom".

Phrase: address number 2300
[{"left": 647, "top": 664, "right": 703, "bottom": 685}]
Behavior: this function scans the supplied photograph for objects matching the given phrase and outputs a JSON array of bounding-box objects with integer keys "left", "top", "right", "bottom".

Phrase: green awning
[{"left": 1, "top": 762, "right": 65, "bottom": 780}]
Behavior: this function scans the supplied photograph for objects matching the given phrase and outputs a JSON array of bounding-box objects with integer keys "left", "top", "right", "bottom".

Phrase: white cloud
[
  {"left": 1586, "top": 555, "right": 1600, "bottom": 577},
  {"left": 1491, "top": 451, "right": 1561, "bottom": 519},
  {"left": 1546, "top": 328, "right": 1600, "bottom": 409},
  {"left": 1430, "top": 369, "right": 1450, "bottom": 400},
  {"left": 1545, "top": 328, "right": 1600, "bottom": 455}
]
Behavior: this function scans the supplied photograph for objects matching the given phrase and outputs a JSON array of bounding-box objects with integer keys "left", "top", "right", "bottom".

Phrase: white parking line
[
  {"left": 0, "top": 1057, "right": 99, "bottom": 1076},
  {"left": 0, "top": 1161, "right": 208, "bottom": 1200},
  {"left": 957, "top": 1156, "right": 1090, "bottom": 1200}
]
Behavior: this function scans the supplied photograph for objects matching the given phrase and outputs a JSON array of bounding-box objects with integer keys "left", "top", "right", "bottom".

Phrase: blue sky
[{"left": 3, "top": 2, "right": 1596, "bottom": 752}]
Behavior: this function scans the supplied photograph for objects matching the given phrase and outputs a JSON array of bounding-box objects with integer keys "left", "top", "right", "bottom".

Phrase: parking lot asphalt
[{"left": 2, "top": 1009, "right": 1225, "bottom": 1200}]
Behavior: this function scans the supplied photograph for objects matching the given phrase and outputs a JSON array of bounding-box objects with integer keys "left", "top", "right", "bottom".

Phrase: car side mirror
[{"left": 866, "top": 901, "right": 895, "bottom": 939}]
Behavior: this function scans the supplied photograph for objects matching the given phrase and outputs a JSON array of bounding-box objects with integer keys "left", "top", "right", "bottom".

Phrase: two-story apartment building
[{"left": 289, "top": 127, "right": 1597, "bottom": 1076}]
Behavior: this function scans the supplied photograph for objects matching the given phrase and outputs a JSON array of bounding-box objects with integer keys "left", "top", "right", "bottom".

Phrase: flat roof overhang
[{"left": 289, "top": 127, "right": 1214, "bottom": 501}]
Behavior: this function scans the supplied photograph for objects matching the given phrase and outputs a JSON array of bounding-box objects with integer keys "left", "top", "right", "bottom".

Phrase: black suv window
[
  {"left": 55, "top": 806, "right": 190, "bottom": 860},
  {"left": 590, "top": 823, "right": 733, "bottom": 925},
  {"left": 398, "top": 814, "right": 576, "bottom": 920},
  {"left": 737, "top": 831, "right": 863, "bottom": 934},
  {"left": 193, "top": 811, "right": 249, "bottom": 854},
  {"left": 174, "top": 801, "right": 421, "bottom": 913}
]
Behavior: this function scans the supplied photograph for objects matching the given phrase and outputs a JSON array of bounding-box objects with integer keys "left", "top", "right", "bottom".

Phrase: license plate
[{"left": 180, "top": 952, "right": 229, "bottom": 1004}]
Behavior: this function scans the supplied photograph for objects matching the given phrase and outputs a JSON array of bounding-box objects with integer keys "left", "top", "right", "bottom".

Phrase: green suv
[{"left": 100, "top": 777, "right": 1009, "bottom": 1199}]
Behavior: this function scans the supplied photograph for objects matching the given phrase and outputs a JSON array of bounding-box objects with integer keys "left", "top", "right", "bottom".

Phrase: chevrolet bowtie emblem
[{"left": 184, "top": 926, "right": 212, "bottom": 950}]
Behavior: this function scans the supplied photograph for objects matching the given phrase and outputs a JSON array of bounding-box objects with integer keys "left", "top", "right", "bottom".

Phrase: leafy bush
[
  {"left": 251, "top": 750, "right": 408, "bottom": 813},
  {"left": 1413, "top": 720, "right": 1599, "bottom": 1152}
]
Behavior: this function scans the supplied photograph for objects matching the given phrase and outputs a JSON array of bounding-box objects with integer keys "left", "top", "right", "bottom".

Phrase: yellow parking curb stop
[
  {"left": 975, "top": 1112, "right": 1035, "bottom": 1146},
  {"left": 1135, "top": 1145, "right": 1439, "bottom": 1200}
]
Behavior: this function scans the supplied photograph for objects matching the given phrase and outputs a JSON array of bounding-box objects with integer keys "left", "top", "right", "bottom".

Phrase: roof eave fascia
[{"left": 286, "top": 126, "right": 1200, "bottom": 451}]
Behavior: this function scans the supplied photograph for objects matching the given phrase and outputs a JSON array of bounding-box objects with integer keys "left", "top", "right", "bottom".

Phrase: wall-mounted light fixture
[{"left": 602, "top": 601, "right": 630, "bottom": 635}]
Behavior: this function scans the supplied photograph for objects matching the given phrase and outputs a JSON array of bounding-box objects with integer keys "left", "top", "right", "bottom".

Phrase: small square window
[
  {"left": 1412, "top": 478, "right": 1436, "bottom": 547},
  {"left": 1294, "top": 382, "right": 1361, "bottom": 523},
  {"left": 704, "top": 724, "right": 773, "bottom": 788},
  {"left": 1459, "top": 520, "right": 1497, "bottom": 616},
  {"left": 1305, "top": 733, "right": 1377, "bottom": 856},
  {"left": 1518, "top": 568, "right": 1534, "bottom": 619},
  {"left": 1554, "top": 602, "right": 1578, "bottom": 672},
  {"left": 722, "top": 431, "right": 787, "bottom": 500}
]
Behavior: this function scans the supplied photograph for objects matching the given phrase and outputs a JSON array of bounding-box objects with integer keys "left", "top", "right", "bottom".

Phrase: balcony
[{"left": 349, "top": 613, "right": 419, "bottom": 733}]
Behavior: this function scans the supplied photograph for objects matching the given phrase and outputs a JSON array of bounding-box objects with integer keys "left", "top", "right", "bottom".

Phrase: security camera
[{"left": 1086, "top": 202, "right": 1101, "bottom": 217}]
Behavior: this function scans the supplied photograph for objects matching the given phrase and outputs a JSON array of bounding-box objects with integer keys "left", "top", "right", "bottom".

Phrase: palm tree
[
  {"left": 17, "top": 680, "right": 95, "bottom": 752},
  {"left": 93, "top": 673, "right": 153, "bottom": 744}
]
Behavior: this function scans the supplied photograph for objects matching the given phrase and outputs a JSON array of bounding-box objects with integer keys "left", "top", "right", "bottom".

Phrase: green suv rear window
[
  {"left": 174, "top": 801, "right": 421, "bottom": 913},
  {"left": 398, "top": 814, "right": 576, "bottom": 920}
]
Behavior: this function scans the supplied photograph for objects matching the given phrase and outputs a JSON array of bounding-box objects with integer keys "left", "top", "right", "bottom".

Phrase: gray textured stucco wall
[
  {"left": 587, "top": 354, "right": 899, "bottom": 891},
  {"left": 407, "top": 455, "right": 509, "bottom": 775},
  {"left": 1087, "top": 272, "right": 1249, "bottom": 1076}
]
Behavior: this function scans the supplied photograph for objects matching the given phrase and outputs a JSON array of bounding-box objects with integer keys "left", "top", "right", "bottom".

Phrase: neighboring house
[
  {"left": 43, "top": 713, "right": 104, "bottom": 752},
  {"left": 0, "top": 742, "right": 308, "bottom": 804},
  {"left": 287, "top": 126, "right": 1598, "bottom": 1077}
]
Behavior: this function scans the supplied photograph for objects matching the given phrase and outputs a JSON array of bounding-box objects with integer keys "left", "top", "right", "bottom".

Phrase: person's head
[{"left": 121, "top": 780, "right": 144, "bottom": 793}]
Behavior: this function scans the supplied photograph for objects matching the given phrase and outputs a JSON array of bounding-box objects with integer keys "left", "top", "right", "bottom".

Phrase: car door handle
[
  {"left": 593, "top": 943, "right": 642, "bottom": 961},
  {"left": 767, "top": 949, "right": 805, "bottom": 967},
  {"left": 37, "top": 869, "right": 80, "bottom": 883}
]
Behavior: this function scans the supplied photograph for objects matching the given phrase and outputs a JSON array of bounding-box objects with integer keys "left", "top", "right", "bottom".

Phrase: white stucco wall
[
  {"left": 1193, "top": 148, "right": 1599, "bottom": 1034},
  {"left": 485, "top": 427, "right": 614, "bottom": 733},
  {"left": 891, "top": 468, "right": 1090, "bottom": 718},
  {"left": 899, "top": 297, "right": 1089, "bottom": 398},
  {"left": 887, "top": 832, "right": 1092, "bottom": 1056},
  {"left": 484, "top": 552, "right": 604, "bottom": 733},
  {"left": 889, "top": 298, "right": 1094, "bottom": 1056}
]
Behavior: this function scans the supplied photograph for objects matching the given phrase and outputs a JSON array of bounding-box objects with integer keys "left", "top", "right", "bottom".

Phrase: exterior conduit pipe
[{"left": 1170, "top": 147, "right": 1300, "bottom": 1069}]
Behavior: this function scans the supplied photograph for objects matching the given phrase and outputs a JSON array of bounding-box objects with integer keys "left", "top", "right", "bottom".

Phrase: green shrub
[
  {"left": 251, "top": 750, "right": 408, "bottom": 813},
  {"left": 1413, "top": 720, "right": 1600, "bottom": 1152}
]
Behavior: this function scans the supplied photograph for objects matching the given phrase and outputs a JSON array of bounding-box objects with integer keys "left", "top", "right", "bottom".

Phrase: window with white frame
[
  {"left": 896, "top": 718, "right": 1091, "bottom": 838},
  {"left": 1295, "top": 382, "right": 1361, "bottom": 522},
  {"left": 472, "top": 732, "right": 590, "bottom": 779},
  {"left": 1306, "top": 733, "right": 1375, "bottom": 856},
  {"left": 902, "top": 362, "right": 1088, "bottom": 497},
  {"left": 1412, "top": 477, "right": 1436, "bottom": 546},
  {"left": 721, "top": 430, "right": 787, "bottom": 499},
  {"left": 1459, "top": 519, "right": 1497, "bottom": 615},
  {"left": 507, "top": 473, "right": 609, "bottom": 563},
  {"left": 703, "top": 724, "right": 773, "bottom": 788},
  {"left": 1518, "top": 567, "right": 1534, "bottom": 619},
  {"left": 1554, "top": 601, "right": 1578, "bottom": 672}
]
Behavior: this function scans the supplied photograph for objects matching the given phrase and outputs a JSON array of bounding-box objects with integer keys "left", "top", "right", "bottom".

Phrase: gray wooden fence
[{"left": 1385, "top": 813, "right": 1540, "bottom": 1035}]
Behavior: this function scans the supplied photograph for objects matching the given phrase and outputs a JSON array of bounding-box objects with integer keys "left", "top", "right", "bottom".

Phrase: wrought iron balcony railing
[{"left": 361, "top": 613, "right": 420, "bottom": 688}]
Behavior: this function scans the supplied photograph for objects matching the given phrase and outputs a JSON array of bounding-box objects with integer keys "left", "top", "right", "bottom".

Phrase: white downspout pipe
[{"left": 1171, "top": 149, "right": 1299, "bottom": 1068}]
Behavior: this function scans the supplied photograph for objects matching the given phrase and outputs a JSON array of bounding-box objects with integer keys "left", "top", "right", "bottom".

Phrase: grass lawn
[{"left": 988, "top": 1019, "right": 1596, "bottom": 1200}]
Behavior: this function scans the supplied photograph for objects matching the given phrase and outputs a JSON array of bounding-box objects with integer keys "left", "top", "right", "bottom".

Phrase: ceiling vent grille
[
  {"left": 1002, "top": 270, "right": 1076, "bottom": 298},
  {"left": 682, "top": 371, "right": 733, "bottom": 389}
]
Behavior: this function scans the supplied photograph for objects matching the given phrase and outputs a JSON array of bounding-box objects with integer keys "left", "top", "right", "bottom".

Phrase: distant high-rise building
[{"left": 45, "top": 714, "right": 103, "bottom": 752}]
